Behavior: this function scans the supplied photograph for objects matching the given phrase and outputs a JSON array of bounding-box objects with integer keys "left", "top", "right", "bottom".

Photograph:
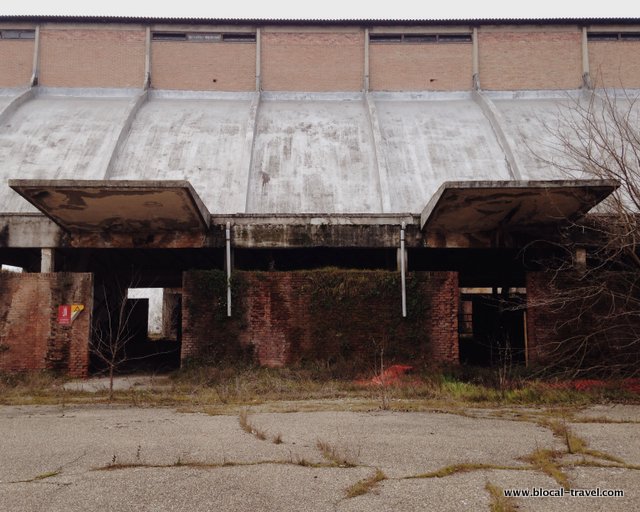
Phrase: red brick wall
[
  {"left": 478, "top": 28, "right": 582, "bottom": 90},
  {"left": 261, "top": 31, "right": 364, "bottom": 91},
  {"left": 589, "top": 41, "right": 640, "bottom": 88},
  {"left": 182, "top": 270, "right": 459, "bottom": 368},
  {"left": 526, "top": 271, "right": 640, "bottom": 372},
  {"left": 370, "top": 43, "right": 472, "bottom": 91},
  {"left": 151, "top": 41, "right": 256, "bottom": 91},
  {"left": 0, "top": 272, "right": 92, "bottom": 377},
  {"left": 0, "top": 40, "right": 34, "bottom": 87},
  {"left": 39, "top": 28, "right": 145, "bottom": 88}
]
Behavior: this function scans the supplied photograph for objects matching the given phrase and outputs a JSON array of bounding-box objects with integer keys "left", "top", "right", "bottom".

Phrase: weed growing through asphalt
[
  {"left": 345, "top": 469, "right": 386, "bottom": 498},
  {"left": 486, "top": 482, "right": 518, "bottom": 512},
  {"left": 316, "top": 439, "right": 359, "bottom": 467}
]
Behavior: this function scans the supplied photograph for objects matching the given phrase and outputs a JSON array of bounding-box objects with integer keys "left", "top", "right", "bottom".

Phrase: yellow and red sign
[{"left": 57, "top": 304, "right": 85, "bottom": 325}]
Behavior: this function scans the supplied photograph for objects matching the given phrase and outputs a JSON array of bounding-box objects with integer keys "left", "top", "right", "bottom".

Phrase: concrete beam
[
  {"left": 103, "top": 90, "right": 149, "bottom": 179},
  {"left": 243, "top": 92, "right": 262, "bottom": 212},
  {"left": 0, "top": 214, "right": 62, "bottom": 248},
  {"left": 472, "top": 90, "right": 524, "bottom": 180},
  {"left": 364, "top": 93, "right": 391, "bottom": 213},
  {"left": 0, "top": 88, "right": 35, "bottom": 127}
]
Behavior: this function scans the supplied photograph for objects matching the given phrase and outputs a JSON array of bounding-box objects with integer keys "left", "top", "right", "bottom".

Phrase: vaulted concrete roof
[{"left": 0, "top": 87, "right": 631, "bottom": 216}]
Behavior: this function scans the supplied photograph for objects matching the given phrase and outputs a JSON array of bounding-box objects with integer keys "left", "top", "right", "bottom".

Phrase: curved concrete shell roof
[{"left": 0, "top": 87, "right": 631, "bottom": 215}]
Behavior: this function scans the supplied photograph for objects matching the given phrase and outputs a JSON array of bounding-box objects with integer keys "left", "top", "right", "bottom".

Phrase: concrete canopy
[
  {"left": 420, "top": 180, "right": 619, "bottom": 236},
  {"left": 8, "top": 180, "right": 210, "bottom": 233}
]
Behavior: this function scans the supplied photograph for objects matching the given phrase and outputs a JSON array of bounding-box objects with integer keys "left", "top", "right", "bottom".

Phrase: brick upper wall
[
  {"left": 0, "top": 40, "right": 34, "bottom": 87},
  {"left": 0, "top": 272, "right": 92, "bottom": 377},
  {"left": 589, "top": 41, "right": 640, "bottom": 89},
  {"left": 261, "top": 31, "right": 364, "bottom": 91},
  {"left": 151, "top": 41, "right": 256, "bottom": 91},
  {"left": 479, "top": 29, "right": 582, "bottom": 90},
  {"left": 370, "top": 43, "right": 472, "bottom": 91},
  {"left": 39, "top": 29, "right": 145, "bottom": 88}
]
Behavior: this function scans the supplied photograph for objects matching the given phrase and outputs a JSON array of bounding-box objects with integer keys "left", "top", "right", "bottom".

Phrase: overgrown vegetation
[{"left": 1, "top": 365, "right": 638, "bottom": 407}]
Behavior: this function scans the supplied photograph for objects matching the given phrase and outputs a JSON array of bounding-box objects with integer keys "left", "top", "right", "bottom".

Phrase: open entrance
[
  {"left": 89, "top": 282, "right": 183, "bottom": 375},
  {"left": 458, "top": 289, "right": 526, "bottom": 366}
]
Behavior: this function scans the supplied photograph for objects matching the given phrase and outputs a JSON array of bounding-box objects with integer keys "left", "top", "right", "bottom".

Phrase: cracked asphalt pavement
[{"left": 0, "top": 404, "right": 638, "bottom": 511}]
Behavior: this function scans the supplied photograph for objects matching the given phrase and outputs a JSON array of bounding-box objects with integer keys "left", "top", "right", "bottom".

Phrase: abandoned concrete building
[{"left": 0, "top": 15, "right": 638, "bottom": 376}]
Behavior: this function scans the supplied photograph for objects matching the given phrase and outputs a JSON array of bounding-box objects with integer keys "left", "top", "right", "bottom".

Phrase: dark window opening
[
  {"left": 234, "top": 248, "right": 397, "bottom": 271},
  {"left": 223, "top": 33, "right": 257, "bottom": 42},
  {"left": 370, "top": 33, "right": 471, "bottom": 44},
  {"left": 152, "top": 31, "right": 256, "bottom": 43},
  {"left": 588, "top": 31, "right": 640, "bottom": 41},
  {"left": 0, "top": 30, "right": 36, "bottom": 40}
]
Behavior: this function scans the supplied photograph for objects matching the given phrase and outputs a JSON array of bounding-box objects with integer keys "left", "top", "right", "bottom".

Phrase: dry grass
[
  {"left": 540, "top": 418, "right": 625, "bottom": 463},
  {"left": 238, "top": 409, "right": 268, "bottom": 441},
  {"left": 486, "top": 482, "right": 519, "bottom": 512},
  {"left": 522, "top": 448, "right": 570, "bottom": 489},
  {"left": 1, "top": 367, "right": 638, "bottom": 409},
  {"left": 408, "top": 463, "right": 525, "bottom": 479},
  {"left": 316, "top": 439, "right": 359, "bottom": 468},
  {"left": 345, "top": 469, "right": 386, "bottom": 498}
]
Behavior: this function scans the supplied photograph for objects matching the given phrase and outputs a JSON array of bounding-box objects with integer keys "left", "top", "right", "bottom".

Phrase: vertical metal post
[
  {"left": 226, "top": 222, "right": 232, "bottom": 317},
  {"left": 400, "top": 222, "right": 407, "bottom": 318}
]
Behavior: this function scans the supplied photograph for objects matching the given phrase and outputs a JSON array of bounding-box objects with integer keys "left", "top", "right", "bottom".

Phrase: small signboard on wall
[{"left": 57, "top": 304, "right": 84, "bottom": 325}]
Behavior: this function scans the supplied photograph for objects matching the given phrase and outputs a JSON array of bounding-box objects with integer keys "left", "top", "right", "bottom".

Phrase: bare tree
[
  {"left": 91, "top": 276, "right": 140, "bottom": 400},
  {"left": 525, "top": 89, "right": 640, "bottom": 377}
]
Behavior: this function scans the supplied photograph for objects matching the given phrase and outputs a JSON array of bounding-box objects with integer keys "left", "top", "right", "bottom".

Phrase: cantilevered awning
[
  {"left": 9, "top": 180, "right": 210, "bottom": 232},
  {"left": 421, "top": 180, "right": 618, "bottom": 234}
]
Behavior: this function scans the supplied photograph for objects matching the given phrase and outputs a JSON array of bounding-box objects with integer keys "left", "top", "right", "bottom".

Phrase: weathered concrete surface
[
  {"left": 248, "top": 95, "right": 381, "bottom": 214},
  {"left": 110, "top": 92, "right": 254, "bottom": 214},
  {"left": 0, "top": 405, "right": 638, "bottom": 512},
  {"left": 374, "top": 93, "right": 512, "bottom": 213},
  {"left": 0, "top": 92, "right": 135, "bottom": 213},
  {"left": 490, "top": 92, "right": 586, "bottom": 181}
]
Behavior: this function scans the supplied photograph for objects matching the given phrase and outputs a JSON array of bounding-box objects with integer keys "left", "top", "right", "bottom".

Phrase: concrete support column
[
  {"left": 575, "top": 247, "right": 587, "bottom": 271},
  {"left": 31, "top": 25, "right": 40, "bottom": 87},
  {"left": 581, "top": 27, "right": 591, "bottom": 89},
  {"left": 144, "top": 26, "right": 151, "bottom": 89},
  {"left": 41, "top": 248, "right": 55, "bottom": 273},
  {"left": 364, "top": 28, "right": 370, "bottom": 92},
  {"left": 256, "top": 28, "right": 262, "bottom": 91},
  {"left": 472, "top": 27, "right": 480, "bottom": 90}
]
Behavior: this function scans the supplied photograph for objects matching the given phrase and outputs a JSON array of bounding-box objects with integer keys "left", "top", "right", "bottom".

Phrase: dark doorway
[{"left": 459, "top": 292, "right": 526, "bottom": 366}]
